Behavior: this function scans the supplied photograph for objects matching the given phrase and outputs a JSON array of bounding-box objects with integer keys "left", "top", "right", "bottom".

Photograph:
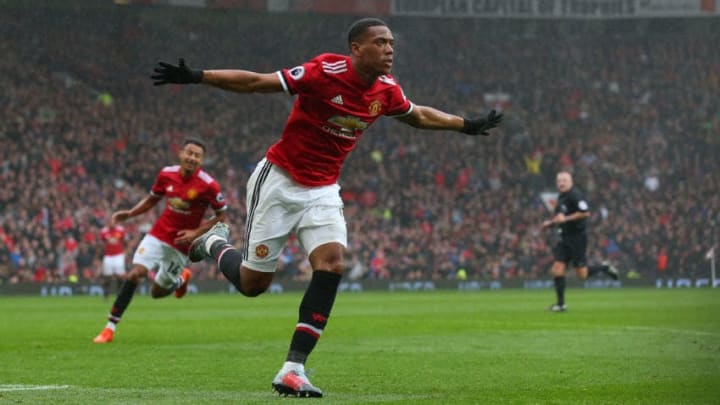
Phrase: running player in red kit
[
  {"left": 98, "top": 223, "right": 127, "bottom": 299},
  {"left": 151, "top": 18, "right": 501, "bottom": 397},
  {"left": 93, "top": 139, "right": 227, "bottom": 343}
]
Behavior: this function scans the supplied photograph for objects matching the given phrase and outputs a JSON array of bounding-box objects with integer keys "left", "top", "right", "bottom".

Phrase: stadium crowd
[{"left": 0, "top": 3, "right": 718, "bottom": 285}]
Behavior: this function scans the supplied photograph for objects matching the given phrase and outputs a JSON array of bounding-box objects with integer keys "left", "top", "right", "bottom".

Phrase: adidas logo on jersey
[{"left": 331, "top": 95, "right": 344, "bottom": 105}]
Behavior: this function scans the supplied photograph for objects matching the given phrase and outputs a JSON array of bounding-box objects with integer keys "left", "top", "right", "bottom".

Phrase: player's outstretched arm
[
  {"left": 202, "top": 69, "right": 283, "bottom": 93},
  {"left": 396, "top": 105, "right": 502, "bottom": 136},
  {"left": 151, "top": 58, "right": 283, "bottom": 93},
  {"left": 111, "top": 194, "right": 162, "bottom": 225}
]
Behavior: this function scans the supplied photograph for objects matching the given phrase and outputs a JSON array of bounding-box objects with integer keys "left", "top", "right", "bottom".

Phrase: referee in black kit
[{"left": 541, "top": 171, "right": 619, "bottom": 312}]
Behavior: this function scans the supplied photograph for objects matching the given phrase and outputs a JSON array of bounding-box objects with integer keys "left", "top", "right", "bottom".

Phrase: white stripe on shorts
[{"left": 244, "top": 160, "right": 273, "bottom": 260}]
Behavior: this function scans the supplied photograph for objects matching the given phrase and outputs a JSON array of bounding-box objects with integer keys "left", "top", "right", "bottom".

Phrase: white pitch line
[{"left": 0, "top": 384, "right": 70, "bottom": 392}]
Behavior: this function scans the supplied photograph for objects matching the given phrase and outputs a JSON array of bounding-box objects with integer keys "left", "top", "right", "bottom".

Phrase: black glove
[
  {"left": 151, "top": 58, "right": 203, "bottom": 85},
  {"left": 461, "top": 110, "right": 503, "bottom": 136}
]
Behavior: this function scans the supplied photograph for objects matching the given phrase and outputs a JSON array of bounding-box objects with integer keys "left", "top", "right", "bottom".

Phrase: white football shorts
[
  {"left": 132, "top": 234, "right": 188, "bottom": 289},
  {"left": 242, "top": 158, "right": 346, "bottom": 273},
  {"left": 102, "top": 253, "right": 126, "bottom": 276}
]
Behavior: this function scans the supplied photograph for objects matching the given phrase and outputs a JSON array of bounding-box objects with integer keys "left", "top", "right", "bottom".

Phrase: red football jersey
[
  {"left": 100, "top": 225, "right": 126, "bottom": 256},
  {"left": 267, "top": 53, "right": 413, "bottom": 186},
  {"left": 149, "top": 166, "right": 227, "bottom": 254}
]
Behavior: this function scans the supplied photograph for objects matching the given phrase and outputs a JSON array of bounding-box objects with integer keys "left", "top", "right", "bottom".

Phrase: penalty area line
[{"left": 0, "top": 384, "right": 70, "bottom": 392}]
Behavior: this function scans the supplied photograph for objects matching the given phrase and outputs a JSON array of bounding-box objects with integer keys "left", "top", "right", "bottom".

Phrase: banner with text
[
  {"left": 391, "top": 0, "right": 719, "bottom": 18},
  {"left": 1, "top": 277, "right": 718, "bottom": 296}
]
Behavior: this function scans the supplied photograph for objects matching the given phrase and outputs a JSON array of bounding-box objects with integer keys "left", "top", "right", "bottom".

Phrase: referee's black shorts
[{"left": 553, "top": 233, "right": 588, "bottom": 267}]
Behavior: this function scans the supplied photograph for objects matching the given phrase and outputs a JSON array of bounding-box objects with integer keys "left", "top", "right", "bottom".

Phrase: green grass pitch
[{"left": 0, "top": 288, "right": 718, "bottom": 404}]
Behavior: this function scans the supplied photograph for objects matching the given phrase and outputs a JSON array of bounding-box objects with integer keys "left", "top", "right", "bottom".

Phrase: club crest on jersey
[
  {"left": 255, "top": 244, "right": 269, "bottom": 259},
  {"left": 186, "top": 189, "right": 198, "bottom": 200},
  {"left": 369, "top": 100, "right": 382, "bottom": 116}
]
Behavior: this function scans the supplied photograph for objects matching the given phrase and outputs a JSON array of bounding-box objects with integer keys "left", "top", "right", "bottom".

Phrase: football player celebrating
[
  {"left": 93, "top": 138, "right": 227, "bottom": 343},
  {"left": 152, "top": 18, "right": 501, "bottom": 397}
]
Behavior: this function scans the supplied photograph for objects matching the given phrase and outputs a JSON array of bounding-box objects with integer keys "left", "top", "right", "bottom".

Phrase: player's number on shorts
[{"left": 167, "top": 262, "right": 182, "bottom": 277}]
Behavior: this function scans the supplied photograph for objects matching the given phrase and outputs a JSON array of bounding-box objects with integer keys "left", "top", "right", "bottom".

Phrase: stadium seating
[{"left": 0, "top": 3, "right": 717, "bottom": 284}]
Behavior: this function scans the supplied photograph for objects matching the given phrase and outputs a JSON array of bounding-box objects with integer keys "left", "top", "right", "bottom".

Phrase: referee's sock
[
  {"left": 554, "top": 276, "right": 566, "bottom": 306},
  {"left": 286, "top": 270, "right": 341, "bottom": 364},
  {"left": 209, "top": 241, "right": 244, "bottom": 292}
]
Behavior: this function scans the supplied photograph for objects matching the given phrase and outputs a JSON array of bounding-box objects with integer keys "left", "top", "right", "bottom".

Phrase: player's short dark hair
[
  {"left": 347, "top": 18, "right": 388, "bottom": 47},
  {"left": 183, "top": 138, "right": 206, "bottom": 153}
]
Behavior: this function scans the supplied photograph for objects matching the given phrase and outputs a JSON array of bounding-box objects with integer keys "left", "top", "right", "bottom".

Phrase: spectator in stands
[{"left": 0, "top": 3, "right": 717, "bottom": 289}]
